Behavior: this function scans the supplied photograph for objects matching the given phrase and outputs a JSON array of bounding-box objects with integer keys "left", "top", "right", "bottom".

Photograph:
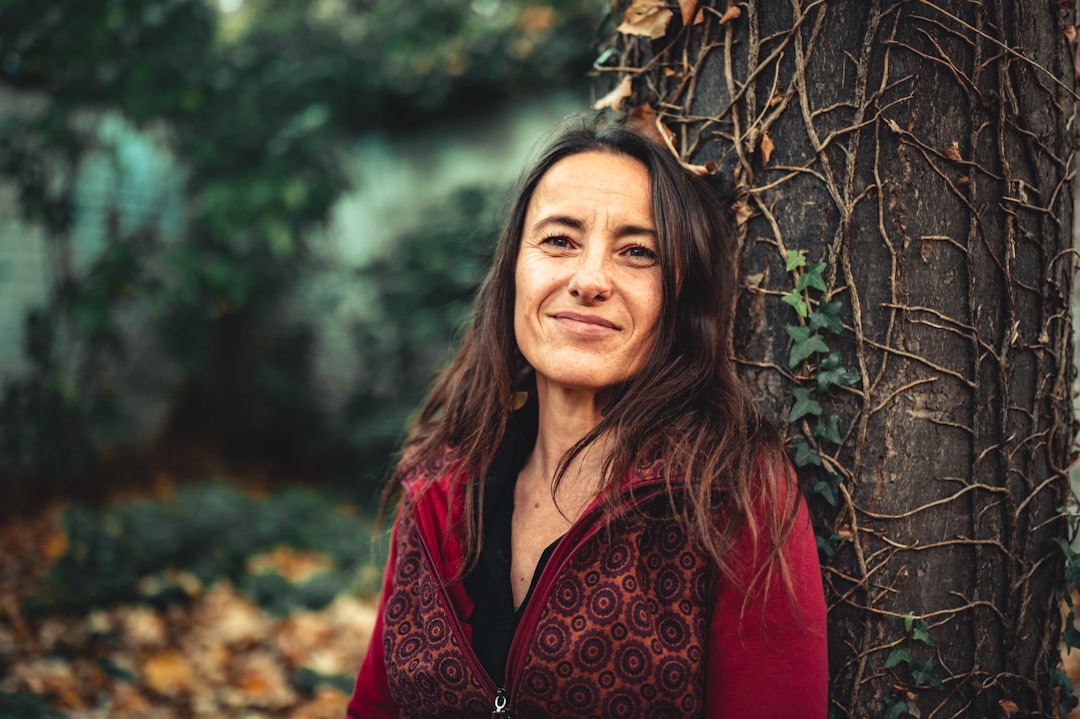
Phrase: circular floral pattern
[
  {"left": 658, "top": 657, "right": 690, "bottom": 694},
  {"left": 657, "top": 567, "right": 683, "bottom": 600},
  {"left": 524, "top": 667, "right": 553, "bottom": 696},
  {"left": 536, "top": 620, "right": 569, "bottom": 659},
  {"left": 435, "top": 655, "right": 467, "bottom": 689},
  {"left": 419, "top": 579, "right": 435, "bottom": 607},
  {"left": 602, "top": 542, "right": 632, "bottom": 575},
  {"left": 577, "top": 630, "right": 611, "bottom": 669},
  {"left": 657, "top": 614, "right": 689, "bottom": 650},
  {"left": 562, "top": 679, "right": 598, "bottom": 709},
  {"left": 554, "top": 574, "right": 583, "bottom": 611},
  {"left": 615, "top": 640, "right": 651, "bottom": 681},
  {"left": 603, "top": 690, "right": 642, "bottom": 719},
  {"left": 588, "top": 584, "right": 622, "bottom": 621},
  {"left": 425, "top": 616, "right": 448, "bottom": 646}
]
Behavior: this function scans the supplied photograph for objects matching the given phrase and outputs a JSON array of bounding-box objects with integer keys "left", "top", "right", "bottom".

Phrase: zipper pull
[{"left": 492, "top": 687, "right": 512, "bottom": 718}]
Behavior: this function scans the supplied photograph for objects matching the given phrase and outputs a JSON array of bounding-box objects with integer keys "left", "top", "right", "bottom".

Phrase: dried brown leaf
[
  {"left": 292, "top": 686, "right": 350, "bottom": 719},
  {"left": 593, "top": 76, "right": 633, "bottom": 110},
  {"left": 678, "top": 0, "right": 702, "bottom": 26},
  {"left": 627, "top": 103, "right": 668, "bottom": 146},
  {"left": 121, "top": 606, "right": 167, "bottom": 648},
  {"left": 13, "top": 658, "right": 82, "bottom": 708},
  {"left": 760, "top": 132, "right": 775, "bottom": 165},
  {"left": 1066, "top": 25, "right": 1077, "bottom": 44},
  {"left": 718, "top": 3, "right": 741, "bottom": 25},
  {"left": 617, "top": 0, "right": 674, "bottom": 39},
  {"left": 943, "top": 141, "right": 962, "bottom": 162},
  {"left": 195, "top": 582, "right": 269, "bottom": 645},
  {"left": 231, "top": 652, "right": 296, "bottom": 709},
  {"left": 732, "top": 200, "right": 754, "bottom": 226},
  {"left": 276, "top": 612, "right": 333, "bottom": 668},
  {"left": 111, "top": 683, "right": 154, "bottom": 718},
  {"left": 247, "top": 546, "right": 334, "bottom": 584},
  {"left": 999, "top": 699, "right": 1019, "bottom": 716},
  {"left": 143, "top": 650, "right": 194, "bottom": 697}
]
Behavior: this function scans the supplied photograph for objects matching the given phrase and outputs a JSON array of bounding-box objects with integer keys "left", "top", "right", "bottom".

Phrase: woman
[{"left": 348, "top": 115, "right": 828, "bottom": 718}]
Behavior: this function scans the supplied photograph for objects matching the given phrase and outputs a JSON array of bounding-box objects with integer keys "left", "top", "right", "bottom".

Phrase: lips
[{"left": 550, "top": 311, "right": 619, "bottom": 331}]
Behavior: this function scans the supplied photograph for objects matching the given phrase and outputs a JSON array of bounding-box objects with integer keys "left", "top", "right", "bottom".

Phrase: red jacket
[{"left": 348, "top": 449, "right": 828, "bottom": 718}]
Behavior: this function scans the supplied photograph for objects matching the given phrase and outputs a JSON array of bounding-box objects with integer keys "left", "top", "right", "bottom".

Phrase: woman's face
[{"left": 514, "top": 151, "right": 662, "bottom": 398}]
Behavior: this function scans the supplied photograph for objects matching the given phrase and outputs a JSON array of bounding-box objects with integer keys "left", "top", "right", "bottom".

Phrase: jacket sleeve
[
  {"left": 346, "top": 516, "right": 402, "bottom": 719},
  {"left": 704, "top": 495, "right": 829, "bottom": 718}
]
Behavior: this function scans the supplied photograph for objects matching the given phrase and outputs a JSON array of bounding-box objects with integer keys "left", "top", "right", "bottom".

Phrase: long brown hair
[{"left": 387, "top": 113, "right": 799, "bottom": 594}]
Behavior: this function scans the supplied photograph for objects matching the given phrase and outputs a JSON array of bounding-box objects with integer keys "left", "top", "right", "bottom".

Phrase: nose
[{"left": 568, "top": 250, "right": 611, "bottom": 303}]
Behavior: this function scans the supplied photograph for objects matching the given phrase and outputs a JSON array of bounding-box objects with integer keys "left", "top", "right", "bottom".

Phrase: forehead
[{"left": 525, "top": 151, "right": 653, "bottom": 220}]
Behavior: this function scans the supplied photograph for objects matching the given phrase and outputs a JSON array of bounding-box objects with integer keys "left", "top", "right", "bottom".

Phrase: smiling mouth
[{"left": 551, "top": 312, "right": 619, "bottom": 330}]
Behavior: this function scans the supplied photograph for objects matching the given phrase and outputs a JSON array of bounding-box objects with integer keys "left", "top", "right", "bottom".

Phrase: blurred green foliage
[
  {"left": 0, "top": 1, "right": 600, "bottom": 497},
  {"left": 341, "top": 185, "right": 498, "bottom": 489},
  {"left": 0, "top": 691, "right": 67, "bottom": 719},
  {"left": 37, "top": 481, "right": 389, "bottom": 616}
]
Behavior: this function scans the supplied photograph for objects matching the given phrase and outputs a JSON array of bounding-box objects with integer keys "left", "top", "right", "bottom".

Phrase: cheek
[{"left": 634, "top": 279, "right": 664, "bottom": 334}]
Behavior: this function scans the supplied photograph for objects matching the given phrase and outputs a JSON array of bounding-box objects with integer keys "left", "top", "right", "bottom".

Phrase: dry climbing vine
[{"left": 596, "top": 1, "right": 1078, "bottom": 716}]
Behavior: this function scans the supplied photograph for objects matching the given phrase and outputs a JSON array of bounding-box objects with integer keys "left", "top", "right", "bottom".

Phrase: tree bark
[{"left": 599, "top": 1, "right": 1077, "bottom": 715}]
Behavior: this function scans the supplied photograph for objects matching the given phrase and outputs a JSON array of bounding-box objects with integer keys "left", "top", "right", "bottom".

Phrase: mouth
[{"left": 550, "top": 311, "right": 619, "bottom": 331}]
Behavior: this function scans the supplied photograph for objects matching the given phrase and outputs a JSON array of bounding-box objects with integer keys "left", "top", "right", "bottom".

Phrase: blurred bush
[
  {"left": 36, "top": 481, "right": 389, "bottom": 616},
  {"left": 0, "top": 0, "right": 603, "bottom": 502}
]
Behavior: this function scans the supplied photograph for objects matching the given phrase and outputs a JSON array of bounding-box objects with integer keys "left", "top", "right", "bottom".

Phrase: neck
[{"left": 520, "top": 379, "right": 609, "bottom": 508}]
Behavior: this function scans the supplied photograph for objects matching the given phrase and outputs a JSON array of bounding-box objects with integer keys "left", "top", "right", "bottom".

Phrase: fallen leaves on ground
[{"left": 0, "top": 500, "right": 379, "bottom": 718}]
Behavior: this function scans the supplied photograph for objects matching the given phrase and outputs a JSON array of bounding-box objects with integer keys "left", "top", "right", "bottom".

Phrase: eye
[
  {"left": 625, "top": 245, "right": 656, "bottom": 259},
  {"left": 622, "top": 244, "right": 658, "bottom": 265},
  {"left": 540, "top": 234, "right": 573, "bottom": 249}
]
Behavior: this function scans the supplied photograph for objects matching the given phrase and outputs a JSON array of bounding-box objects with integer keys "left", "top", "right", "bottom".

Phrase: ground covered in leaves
[{"left": 0, "top": 481, "right": 386, "bottom": 718}]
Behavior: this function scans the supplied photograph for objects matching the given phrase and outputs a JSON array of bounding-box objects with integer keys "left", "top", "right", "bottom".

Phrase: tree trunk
[{"left": 598, "top": 1, "right": 1077, "bottom": 715}]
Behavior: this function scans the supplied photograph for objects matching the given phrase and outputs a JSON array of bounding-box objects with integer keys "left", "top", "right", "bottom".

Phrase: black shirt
[{"left": 462, "top": 411, "right": 560, "bottom": 687}]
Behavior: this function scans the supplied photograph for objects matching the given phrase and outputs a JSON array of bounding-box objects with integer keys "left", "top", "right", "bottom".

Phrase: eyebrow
[{"left": 532, "top": 214, "right": 657, "bottom": 239}]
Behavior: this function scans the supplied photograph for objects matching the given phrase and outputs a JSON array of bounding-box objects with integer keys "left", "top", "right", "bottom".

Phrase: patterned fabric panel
[
  {"left": 382, "top": 509, "right": 493, "bottom": 719},
  {"left": 511, "top": 513, "right": 711, "bottom": 719}
]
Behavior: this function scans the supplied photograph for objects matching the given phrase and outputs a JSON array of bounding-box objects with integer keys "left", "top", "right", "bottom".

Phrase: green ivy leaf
[
  {"left": 1055, "top": 537, "right": 1080, "bottom": 592},
  {"left": 884, "top": 697, "right": 914, "bottom": 719},
  {"left": 911, "top": 620, "right": 934, "bottom": 646},
  {"left": 817, "top": 352, "right": 860, "bottom": 392},
  {"left": 912, "top": 660, "right": 944, "bottom": 689},
  {"left": 792, "top": 440, "right": 822, "bottom": 467},
  {"left": 785, "top": 249, "right": 807, "bottom": 271},
  {"left": 884, "top": 645, "right": 912, "bottom": 670},
  {"left": 813, "top": 415, "right": 842, "bottom": 445},
  {"left": 1065, "top": 612, "right": 1080, "bottom": 653},
  {"left": 788, "top": 387, "right": 823, "bottom": 423},
  {"left": 815, "top": 533, "right": 838, "bottom": 558},
  {"left": 1051, "top": 667, "right": 1080, "bottom": 715},
  {"left": 782, "top": 290, "right": 808, "bottom": 317},
  {"left": 808, "top": 299, "right": 844, "bottom": 334},
  {"left": 812, "top": 477, "right": 839, "bottom": 507},
  {"left": 904, "top": 612, "right": 915, "bottom": 633},
  {"left": 785, "top": 325, "right": 830, "bottom": 367},
  {"left": 796, "top": 261, "right": 827, "bottom": 292}
]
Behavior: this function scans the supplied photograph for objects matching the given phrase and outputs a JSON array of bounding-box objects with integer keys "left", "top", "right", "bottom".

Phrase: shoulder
[{"left": 397, "top": 443, "right": 463, "bottom": 498}]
